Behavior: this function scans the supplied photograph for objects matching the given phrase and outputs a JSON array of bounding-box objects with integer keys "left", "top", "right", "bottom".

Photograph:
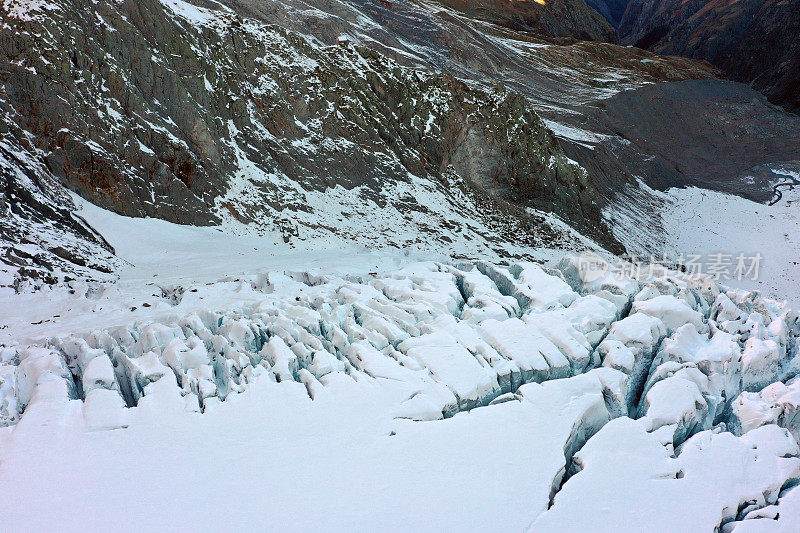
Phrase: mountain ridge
[{"left": 619, "top": 0, "right": 800, "bottom": 113}]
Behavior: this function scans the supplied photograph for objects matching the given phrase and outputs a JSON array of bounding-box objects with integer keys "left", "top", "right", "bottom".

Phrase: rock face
[
  {"left": 0, "top": 116, "right": 119, "bottom": 292},
  {"left": 619, "top": 0, "right": 800, "bottom": 113},
  {"left": 433, "top": 0, "right": 618, "bottom": 42},
  {"left": 0, "top": 0, "right": 613, "bottom": 285}
]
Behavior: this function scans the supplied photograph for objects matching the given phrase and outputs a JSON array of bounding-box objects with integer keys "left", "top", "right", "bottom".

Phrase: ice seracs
[
  {"left": 1, "top": 254, "right": 800, "bottom": 530},
  {"left": 730, "top": 378, "right": 800, "bottom": 441},
  {"left": 532, "top": 418, "right": 800, "bottom": 532}
]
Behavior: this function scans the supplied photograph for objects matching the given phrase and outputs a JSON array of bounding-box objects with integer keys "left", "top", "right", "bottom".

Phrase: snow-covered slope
[{"left": 605, "top": 164, "right": 800, "bottom": 308}]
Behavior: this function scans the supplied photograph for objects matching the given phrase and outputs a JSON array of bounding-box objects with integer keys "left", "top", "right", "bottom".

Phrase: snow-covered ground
[
  {"left": 0, "top": 193, "right": 592, "bottom": 346},
  {"left": 662, "top": 184, "right": 800, "bottom": 307},
  {"left": 606, "top": 177, "right": 800, "bottom": 309},
  {"left": 2, "top": 201, "right": 800, "bottom": 531}
]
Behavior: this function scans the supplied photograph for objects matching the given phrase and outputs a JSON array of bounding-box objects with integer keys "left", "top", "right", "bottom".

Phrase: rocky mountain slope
[
  {"left": 620, "top": 0, "right": 800, "bottom": 113},
  {"left": 2, "top": 0, "right": 593, "bottom": 224},
  {"left": 433, "top": 0, "right": 618, "bottom": 42},
  {"left": 0, "top": 0, "right": 797, "bottom": 291},
  {"left": 581, "top": 80, "right": 800, "bottom": 202},
  {"left": 0, "top": 0, "right": 615, "bottom": 289},
  {"left": 0, "top": 120, "right": 120, "bottom": 292},
  {"left": 0, "top": 0, "right": 727, "bottom": 291}
]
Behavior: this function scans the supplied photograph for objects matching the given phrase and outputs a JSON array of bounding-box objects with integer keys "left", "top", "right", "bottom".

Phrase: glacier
[{"left": 1, "top": 205, "right": 799, "bottom": 531}]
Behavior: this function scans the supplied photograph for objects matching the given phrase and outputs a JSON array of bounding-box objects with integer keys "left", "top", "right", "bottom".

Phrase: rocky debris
[{"left": 590, "top": 80, "right": 800, "bottom": 199}]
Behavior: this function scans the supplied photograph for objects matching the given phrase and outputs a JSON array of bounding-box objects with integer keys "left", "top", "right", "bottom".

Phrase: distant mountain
[{"left": 620, "top": 0, "right": 800, "bottom": 113}]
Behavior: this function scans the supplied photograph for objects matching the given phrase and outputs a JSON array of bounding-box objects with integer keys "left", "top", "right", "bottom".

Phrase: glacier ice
[{"left": 1, "top": 256, "right": 800, "bottom": 531}]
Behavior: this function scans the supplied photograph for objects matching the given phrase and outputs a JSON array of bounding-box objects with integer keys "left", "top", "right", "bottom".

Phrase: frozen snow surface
[
  {"left": 661, "top": 185, "right": 800, "bottom": 308},
  {"left": 2, "top": 205, "right": 800, "bottom": 531},
  {"left": 606, "top": 179, "right": 800, "bottom": 308}
]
